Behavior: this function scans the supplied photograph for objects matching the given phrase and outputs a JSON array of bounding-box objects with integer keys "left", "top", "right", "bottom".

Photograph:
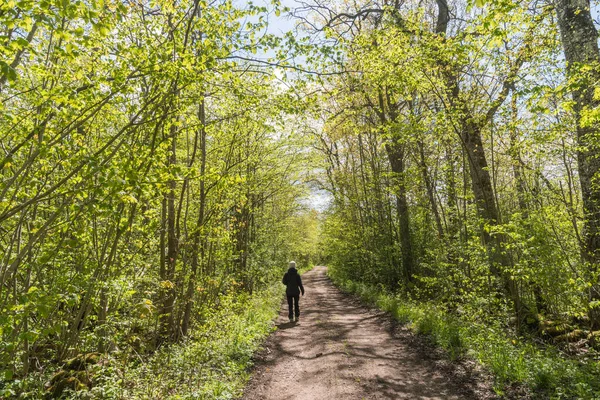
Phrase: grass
[
  {"left": 6, "top": 284, "right": 283, "bottom": 400},
  {"left": 90, "top": 266, "right": 313, "bottom": 399},
  {"left": 329, "top": 272, "right": 600, "bottom": 399},
  {"left": 116, "top": 285, "right": 282, "bottom": 399}
]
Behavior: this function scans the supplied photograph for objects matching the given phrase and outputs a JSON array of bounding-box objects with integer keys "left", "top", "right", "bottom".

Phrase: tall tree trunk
[
  {"left": 376, "top": 91, "right": 415, "bottom": 283},
  {"left": 435, "top": 0, "right": 527, "bottom": 325},
  {"left": 463, "top": 119, "right": 528, "bottom": 327},
  {"left": 385, "top": 140, "right": 414, "bottom": 283},
  {"left": 159, "top": 122, "right": 178, "bottom": 342},
  {"left": 461, "top": 120, "right": 499, "bottom": 224},
  {"left": 417, "top": 139, "right": 444, "bottom": 237},
  {"left": 554, "top": 0, "right": 600, "bottom": 328},
  {"left": 181, "top": 99, "right": 207, "bottom": 337}
]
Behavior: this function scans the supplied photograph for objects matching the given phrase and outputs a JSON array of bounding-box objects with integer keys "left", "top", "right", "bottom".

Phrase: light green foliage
[
  {"left": 315, "top": 0, "right": 600, "bottom": 396},
  {"left": 3, "top": 0, "right": 600, "bottom": 397},
  {"left": 4, "top": 285, "right": 282, "bottom": 399},
  {"left": 113, "top": 286, "right": 281, "bottom": 399},
  {"left": 0, "top": 0, "right": 319, "bottom": 397}
]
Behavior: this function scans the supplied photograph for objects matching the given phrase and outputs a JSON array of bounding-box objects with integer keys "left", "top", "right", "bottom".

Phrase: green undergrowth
[
  {"left": 116, "top": 286, "right": 282, "bottom": 399},
  {"left": 10, "top": 284, "right": 282, "bottom": 400},
  {"left": 328, "top": 272, "right": 600, "bottom": 399}
]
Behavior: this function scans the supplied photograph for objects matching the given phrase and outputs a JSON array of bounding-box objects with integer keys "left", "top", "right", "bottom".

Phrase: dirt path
[{"left": 242, "top": 266, "right": 493, "bottom": 400}]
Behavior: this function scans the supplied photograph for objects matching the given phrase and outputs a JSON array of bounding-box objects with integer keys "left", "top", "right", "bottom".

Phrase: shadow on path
[{"left": 242, "top": 266, "right": 494, "bottom": 400}]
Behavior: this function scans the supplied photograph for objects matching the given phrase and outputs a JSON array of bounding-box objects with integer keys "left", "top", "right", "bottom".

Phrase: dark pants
[{"left": 287, "top": 295, "right": 300, "bottom": 319}]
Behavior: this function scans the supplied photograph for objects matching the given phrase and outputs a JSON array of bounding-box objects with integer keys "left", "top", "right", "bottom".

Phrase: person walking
[{"left": 282, "top": 261, "right": 305, "bottom": 322}]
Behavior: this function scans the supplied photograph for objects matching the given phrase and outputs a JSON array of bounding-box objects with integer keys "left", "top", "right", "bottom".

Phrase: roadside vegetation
[
  {"left": 312, "top": 0, "right": 600, "bottom": 398},
  {"left": 329, "top": 272, "right": 600, "bottom": 398},
  {"left": 3, "top": 0, "right": 600, "bottom": 398},
  {"left": 0, "top": 0, "right": 321, "bottom": 397},
  {"left": 15, "top": 286, "right": 282, "bottom": 399}
]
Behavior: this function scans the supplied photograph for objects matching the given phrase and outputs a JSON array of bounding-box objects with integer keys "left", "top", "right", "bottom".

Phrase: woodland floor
[{"left": 242, "top": 266, "right": 497, "bottom": 400}]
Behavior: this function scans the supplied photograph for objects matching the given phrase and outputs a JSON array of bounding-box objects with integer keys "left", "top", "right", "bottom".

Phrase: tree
[{"left": 553, "top": 0, "right": 600, "bottom": 329}]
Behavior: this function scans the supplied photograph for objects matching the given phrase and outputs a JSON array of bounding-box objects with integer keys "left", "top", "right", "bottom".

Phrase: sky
[
  {"left": 237, "top": 0, "right": 334, "bottom": 212},
  {"left": 234, "top": 0, "right": 600, "bottom": 213}
]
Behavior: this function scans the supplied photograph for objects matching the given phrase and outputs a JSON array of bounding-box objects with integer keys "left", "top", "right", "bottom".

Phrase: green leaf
[{"left": 0, "top": 61, "right": 17, "bottom": 83}]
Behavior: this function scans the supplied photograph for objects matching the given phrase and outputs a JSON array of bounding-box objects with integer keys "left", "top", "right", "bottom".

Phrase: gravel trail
[{"left": 242, "top": 266, "right": 491, "bottom": 400}]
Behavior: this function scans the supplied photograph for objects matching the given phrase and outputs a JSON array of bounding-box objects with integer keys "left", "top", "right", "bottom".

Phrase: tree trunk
[
  {"left": 417, "top": 139, "right": 444, "bottom": 237},
  {"left": 435, "top": 0, "right": 527, "bottom": 325},
  {"left": 385, "top": 140, "right": 414, "bottom": 283},
  {"left": 375, "top": 90, "right": 415, "bottom": 284},
  {"left": 554, "top": 0, "right": 600, "bottom": 328},
  {"left": 461, "top": 120, "right": 499, "bottom": 224},
  {"left": 159, "top": 123, "right": 178, "bottom": 342},
  {"left": 181, "top": 99, "right": 207, "bottom": 337}
]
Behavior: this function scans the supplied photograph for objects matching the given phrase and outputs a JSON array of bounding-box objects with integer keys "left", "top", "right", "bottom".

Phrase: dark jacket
[{"left": 282, "top": 267, "right": 304, "bottom": 296}]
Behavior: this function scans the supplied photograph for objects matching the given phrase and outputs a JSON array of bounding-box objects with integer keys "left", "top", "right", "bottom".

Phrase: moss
[
  {"left": 46, "top": 374, "right": 88, "bottom": 399},
  {"left": 554, "top": 329, "right": 587, "bottom": 343},
  {"left": 64, "top": 356, "right": 85, "bottom": 372},
  {"left": 48, "top": 370, "right": 68, "bottom": 386},
  {"left": 84, "top": 353, "right": 101, "bottom": 365}
]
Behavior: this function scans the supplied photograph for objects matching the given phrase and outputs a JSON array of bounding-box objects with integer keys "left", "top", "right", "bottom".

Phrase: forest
[{"left": 1, "top": 0, "right": 600, "bottom": 398}]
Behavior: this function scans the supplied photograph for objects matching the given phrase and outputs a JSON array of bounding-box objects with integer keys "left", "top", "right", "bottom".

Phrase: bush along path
[
  {"left": 15, "top": 286, "right": 282, "bottom": 399},
  {"left": 242, "top": 266, "right": 495, "bottom": 400}
]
